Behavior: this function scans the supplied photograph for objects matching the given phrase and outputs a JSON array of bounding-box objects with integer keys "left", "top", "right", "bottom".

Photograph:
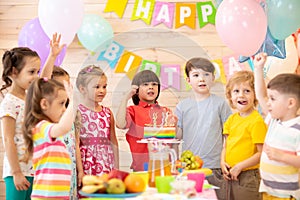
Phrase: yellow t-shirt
[{"left": 223, "top": 110, "right": 267, "bottom": 170}]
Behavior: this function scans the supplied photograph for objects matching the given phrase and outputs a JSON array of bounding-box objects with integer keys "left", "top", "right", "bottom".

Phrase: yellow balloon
[{"left": 266, "top": 36, "right": 298, "bottom": 79}]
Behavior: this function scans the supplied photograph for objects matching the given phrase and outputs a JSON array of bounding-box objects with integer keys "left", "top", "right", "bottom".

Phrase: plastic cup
[
  {"left": 131, "top": 171, "right": 149, "bottom": 187},
  {"left": 187, "top": 172, "right": 205, "bottom": 192},
  {"left": 155, "top": 176, "right": 175, "bottom": 193}
]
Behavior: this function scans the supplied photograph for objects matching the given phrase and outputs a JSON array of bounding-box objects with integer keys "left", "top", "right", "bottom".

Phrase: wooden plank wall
[{"left": 0, "top": 0, "right": 234, "bottom": 198}]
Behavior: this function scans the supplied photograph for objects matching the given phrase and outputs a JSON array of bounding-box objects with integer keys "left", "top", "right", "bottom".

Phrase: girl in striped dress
[{"left": 22, "top": 78, "right": 74, "bottom": 199}]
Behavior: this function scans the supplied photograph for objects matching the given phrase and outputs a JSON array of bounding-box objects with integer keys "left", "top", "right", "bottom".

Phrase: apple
[
  {"left": 106, "top": 178, "right": 126, "bottom": 194},
  {"left": 107, "top": 169, "right": 129, "bottom": 181}
]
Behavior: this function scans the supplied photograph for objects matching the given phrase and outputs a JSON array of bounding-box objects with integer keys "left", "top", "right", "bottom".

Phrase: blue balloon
[
  {"left": 214, "top": 0, "right": 223, "bottom": 8},
  {"left": 267, "top": 0, "right": 300, "bottom": 40},
  {"left": 259, "top": 28, "right": 286, "bottom": 59},
  {"left": 77, "top": 14, "right": 114, "bottom": 52}
]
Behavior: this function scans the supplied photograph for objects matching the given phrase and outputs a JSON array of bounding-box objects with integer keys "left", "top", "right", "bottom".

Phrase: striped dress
[{"left": 31, "top": 120, "right": 71, "bottom": 199}]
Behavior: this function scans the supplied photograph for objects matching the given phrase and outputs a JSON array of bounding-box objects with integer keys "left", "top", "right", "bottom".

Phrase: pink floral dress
[{"left": 78, "top": 104, "right": 115, "bottom": 176}]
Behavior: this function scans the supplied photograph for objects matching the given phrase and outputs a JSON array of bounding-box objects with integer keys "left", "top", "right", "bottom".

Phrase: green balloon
[
  {"left": 267, "top": 0, "right": 300, "bottom": 40},
  {"left": 77, "top": 14, "right": 114, "bottom": 52}
]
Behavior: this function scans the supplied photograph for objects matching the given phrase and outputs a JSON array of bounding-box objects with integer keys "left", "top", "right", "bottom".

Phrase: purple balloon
[
  {"left": 18, "top": 18, "right": 66, "bottom": 68},
  {"left": 55, "top": 45, "right": 66, "bottom": 66}
]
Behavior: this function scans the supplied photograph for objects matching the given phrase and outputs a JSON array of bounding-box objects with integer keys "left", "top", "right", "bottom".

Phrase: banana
[
  {"left": 81, "top": 185, "right": 105, "bottom": 194},
  {"left": 82, "top": 175, "right": 104, "bottom": 186},
  {"left": 183, "top": 168, "right": 213, "bottom": 176}
]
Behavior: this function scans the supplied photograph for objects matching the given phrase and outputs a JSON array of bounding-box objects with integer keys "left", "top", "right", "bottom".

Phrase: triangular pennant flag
[{"left": 104, "top": 0, "right": 129, "bottom": 18}]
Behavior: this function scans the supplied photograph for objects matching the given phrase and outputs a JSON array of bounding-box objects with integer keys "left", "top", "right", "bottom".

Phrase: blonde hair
[
  {"left": 226, "top": 70, "right": 258, "bottom": 109},
  {"left": 76, "top": 65, "right": 106, "bottom": 89}
]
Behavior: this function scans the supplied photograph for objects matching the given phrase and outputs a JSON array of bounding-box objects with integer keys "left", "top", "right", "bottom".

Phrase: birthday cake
[
  {"left": 144, "top": 126, "right": 176, "bottom": 139},
  {"left": 144, "top": 107, "right": 176, "bottom": 139}
]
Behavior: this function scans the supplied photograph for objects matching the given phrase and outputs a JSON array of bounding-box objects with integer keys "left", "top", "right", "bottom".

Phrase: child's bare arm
[
  {"left": 116, "top": 85, "right": 138, "bottom": 129},
  {"left": 265, "top": 146, "right": 300, "bottom": 168},
  {"left": 221, "top": 136, "right": 231, "bottom": 180},
  {"left": 50, "top": 81, "right": 74, "bottom": 138},
  {"left": 230, "top": 143, "right": 263, "bottom": 181},
  {"left": 74, "top": 111, "right": 84, "bottom": 187},
  {"left": 110, "top": 112, "right": 119, "bottom": 169},
  {"left": 173, "top": 127, "right": 183, "bottom": 158},
  {"left": 253, "top": 53, "right": 269, "bottom": 116},
  {"left": 1, "top": 117, "right": 30, "bottom": 190}
]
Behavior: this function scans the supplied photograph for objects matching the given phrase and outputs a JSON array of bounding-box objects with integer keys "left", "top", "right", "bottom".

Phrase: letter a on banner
[
  {"left": 152, "top": 2, "right": 175, "bottom": 28},
  {"left": 115, "top": 51, "right": 142, "bottom": 80},
  {"left": 161, "top": 64, "right": 180, "bottom": 90}
]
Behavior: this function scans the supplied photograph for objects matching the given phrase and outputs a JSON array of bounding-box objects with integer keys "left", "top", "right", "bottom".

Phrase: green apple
[{"left": 106, "top": 178, "right": 126, "bottom": 194}]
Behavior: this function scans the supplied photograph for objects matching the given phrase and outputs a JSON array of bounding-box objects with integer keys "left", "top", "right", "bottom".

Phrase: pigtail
[{"left": 1, "top": 51, "right": 14, "bottom": 96}]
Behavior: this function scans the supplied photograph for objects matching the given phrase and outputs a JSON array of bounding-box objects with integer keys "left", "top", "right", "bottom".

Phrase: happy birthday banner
[
  {"left": 104, "top": 0, "right": 216, "bottom": 29},
  {"left": 97, "top": 40, "right": 246, "bottom": 91}
]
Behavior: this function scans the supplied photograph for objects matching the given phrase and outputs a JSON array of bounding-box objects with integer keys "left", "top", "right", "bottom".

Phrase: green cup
[{"left": 155, "top": 176, "right": 175, "bottom": 193}]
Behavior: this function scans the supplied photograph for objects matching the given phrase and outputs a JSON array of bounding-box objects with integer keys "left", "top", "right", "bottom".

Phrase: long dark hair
[{"left": 22, "top": 78, "right": 64, "bottom": 161}]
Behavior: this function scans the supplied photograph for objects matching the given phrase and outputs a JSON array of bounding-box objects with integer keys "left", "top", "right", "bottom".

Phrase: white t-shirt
[{"left": 0, "top": 93, "right": 33, "bottom": 178}]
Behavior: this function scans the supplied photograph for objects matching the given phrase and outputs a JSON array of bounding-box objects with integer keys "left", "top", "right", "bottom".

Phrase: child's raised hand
[
  {"left": 49, "top": 33, "right": 65, "bottom": 57},
  {"left": 126, "top": 85, "right": 139, "bottom": 100},
  {"left": 63, "top": 80, "right": 73, "bottom": 100},
  {"left": 253, "top": 52, "right": 267, "bottom": 69}
]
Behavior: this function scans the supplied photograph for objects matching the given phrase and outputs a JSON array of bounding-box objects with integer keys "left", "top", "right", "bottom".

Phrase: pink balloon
[{"left": 216, "top": 0, "right": 267, "bottom": 56}]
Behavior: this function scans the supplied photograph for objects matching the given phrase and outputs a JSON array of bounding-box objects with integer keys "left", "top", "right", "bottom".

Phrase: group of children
[
  {"left": 0, "top": 34, "right": 119, "bottom": 199},
  {"left": 176, "top": 55, "right": 300, "bottom": 200},
  {"left": 0, "top": 33, "right": 300, "bottom": 200}
]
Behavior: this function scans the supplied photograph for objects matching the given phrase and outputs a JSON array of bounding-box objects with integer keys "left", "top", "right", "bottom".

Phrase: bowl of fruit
[
  {"left": 175, "top": 150, "right": 212, "bottom": 177},
  {"left": 80, "top": 169, "right": 147, "bottom": 198}
]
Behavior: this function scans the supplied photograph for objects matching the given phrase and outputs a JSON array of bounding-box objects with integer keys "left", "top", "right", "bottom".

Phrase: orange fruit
[
  {"left": 195, "top": 156, "right": 203, "bottom": 168},
  {"left": 124, "top": 174, "right": 146, "bottom": 193}
]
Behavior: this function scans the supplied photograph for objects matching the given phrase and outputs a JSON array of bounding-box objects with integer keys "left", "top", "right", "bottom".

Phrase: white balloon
[
  {"left": 38, "top": 0, "right": 84, "bottom": 45},
  {"left": 266, "top": 36, "right": 298, "bottom": 79}
]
